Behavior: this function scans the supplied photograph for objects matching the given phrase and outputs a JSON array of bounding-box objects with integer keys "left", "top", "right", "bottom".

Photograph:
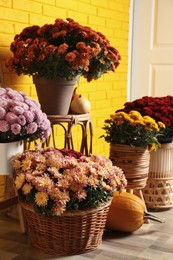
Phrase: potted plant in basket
[
  {"left": 0, "top": 87, "right": 51, "bottom": 175},
  {"left": 117, "top": 96, "right": 173, "bottom": 209},
  {"left": 101, "top": 110, "right": 165, "bottom": 189},
  {"left": 12, "top": 147, "right": 127, "bottom": 255},
  {"left": 5, "top": 18, "right": 121, "bottom": 115}
]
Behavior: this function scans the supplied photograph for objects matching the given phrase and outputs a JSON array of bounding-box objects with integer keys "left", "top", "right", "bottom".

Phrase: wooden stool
[{"left": 45, "top": 113, "right": 93, "bottom": 156}]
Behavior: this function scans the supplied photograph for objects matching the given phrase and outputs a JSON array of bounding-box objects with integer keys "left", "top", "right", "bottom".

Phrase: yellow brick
[
  {"left": 67, "top": 10, "right": 88, "bottom": 24},
  {"left": 11, "top": 85, "right": 31, "bottom": 96},
  {"left": 111, "top": 98, "right": 126, "bottom": 110},
  {"left": 106, "top": 19, "right": 122, "bottom": 29},
  {"left": 0, "top": 7, "right": 28, "bottom": 23},
  {"left": 0, "top": 20, "right": 14, "bottom": 34},
  {"left": 0, "top": 33, "right": 14, "bottom": 47},
  {"left": 29, "top": 14, "right": 55, "bottom": 26},
  {"left": 30, "top": 84, "right": 37, "bottom": 97},
  {"left": 11, "top": 74, "right": 33, "bottom": 85},
  {"left": 122, "top": 21, "right": 130, "bottom": 30},
  {"left": 14, "top": 23, "right": 29, "bottom": 34},
  {"left": 0, "top": 0, "right": 11, "bottom": 8},
  {"left": 13, "top": 0, "right": 42, "bottom": 14},
  {"left": 36, "top": 0, "right": 55, "bottom": 4},
  {"left": 97, "top": 26, "right": 114, "bottom": 38},
  {"left": 98, "top": 7, "right": 117, "bottom": 19},
  {"left": 114, "top": 29, "right": 128, "bottom": 39},
  {"left": 56, "top": 0, "right": 78, "bottom": 11},
  {"left": 107, "top": 89, "right": 121, "bottom": 99},
  {"left": 88, "top": 16, "right": 106, "bottom": 27},
  {"left": 91, "top": 0, "right": 108, "bottom": 8},
  {"left": 43, "top": 5, "right": 66, "bottom": 18},
  {"left": 109, "top": 1, "right": 130, "bottom": 12},
  {"left": 77, "top": 2, "right": 97, "bottom": 15}
]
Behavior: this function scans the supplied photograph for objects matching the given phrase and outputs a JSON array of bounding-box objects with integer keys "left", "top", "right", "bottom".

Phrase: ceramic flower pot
[
  {"left": 33, "top": 76, "right": 78, "bottom": 115},
  {"left": 0, "top": 141, "right": 24, "bottom": 175}
]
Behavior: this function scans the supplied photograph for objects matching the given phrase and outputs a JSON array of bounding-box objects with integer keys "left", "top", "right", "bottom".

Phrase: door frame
[{"left": 127, "top": 0, "right": 135, "bottom": 101}]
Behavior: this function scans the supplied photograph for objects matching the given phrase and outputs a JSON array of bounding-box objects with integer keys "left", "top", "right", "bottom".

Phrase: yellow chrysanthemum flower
[
  {"left": 12, "top": 159, "right": 21, "bottom": 170},
  {"left": 158, "top": 121, "right": 166, "bottom": 129},
  {"left": 15, "top": 174, "right": 25, "bottom": 190},
  {"left": 148, "top": 143, "right": 156, "bottom": 152},
  {"left": 22, "top": 183, "right": 32, "bottom": 195},
  {"left": 22, "top": 159, "right": 32, "bottom": 171},
  {"left": 129, "top": 110, "right": 143, "bottom": 120},
  {"left": 130, "top": 119, "right": 145, "bottom": 126},
  {"left": 35, "top": 191, "right": 49, "bottom": 207}
]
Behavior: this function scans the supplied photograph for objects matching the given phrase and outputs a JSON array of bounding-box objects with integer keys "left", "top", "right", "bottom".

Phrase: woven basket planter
[
  {"left": 109, "top": 144, "right": 150, "bottom": 189},
  {"left": 143, "top": 142, "right": 173, "bottom": 209},
  {"left": 21, "top": 200, "right": 111, "bottom": 256}
]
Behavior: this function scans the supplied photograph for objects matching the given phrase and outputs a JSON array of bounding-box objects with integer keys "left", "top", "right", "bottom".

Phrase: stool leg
[{"left": 17, "top": 203, "right": 27, "bottom": 233}]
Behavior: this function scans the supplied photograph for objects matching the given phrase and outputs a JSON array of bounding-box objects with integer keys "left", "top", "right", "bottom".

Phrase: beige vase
[
  {"left": 143, "top": 142, "right": 173, "bottom": 209},
  {"left": 33, "top": 76, "right": 78, "bottom": 115}
]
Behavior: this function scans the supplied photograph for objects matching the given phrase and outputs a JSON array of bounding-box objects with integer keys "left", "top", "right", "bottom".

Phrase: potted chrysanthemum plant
[
  {"left": 101, "top": 110, "right": 165, "bottom": 190},
  {"left": 12, "top": 147, "right": 127, "bottom": 255},
  {"left": 0, "top": 87, "right": 51, "bottom": 175},
  {"left": 5, "top": 18, "right": 121, "bottom": 115}
]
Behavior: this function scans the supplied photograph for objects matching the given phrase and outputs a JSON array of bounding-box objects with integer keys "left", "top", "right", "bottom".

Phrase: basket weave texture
[
  {"left": 143, "top": 177, "right": 173, "bottom": 209},
  {"left": 143, "top": 142, "right": 173, "bottom": 209},
  {"left": 109, "top": 144, "right": 150, "bottom": 189},
  {"left": 21, "top": 200, "right": 111, "bottom": 255}
]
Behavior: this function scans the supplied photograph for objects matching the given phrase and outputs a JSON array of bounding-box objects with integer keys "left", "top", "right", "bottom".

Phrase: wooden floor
[{"left": 0, "top": 206, "right": 173, "bottom": 260}]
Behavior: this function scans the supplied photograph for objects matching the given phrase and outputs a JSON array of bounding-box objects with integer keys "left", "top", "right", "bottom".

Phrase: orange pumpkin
[{"left": 106, "top": 191, "right": 145, "bottom": 233}]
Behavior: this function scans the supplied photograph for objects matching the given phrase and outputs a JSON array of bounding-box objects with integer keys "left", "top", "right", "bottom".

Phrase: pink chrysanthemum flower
[
  {"left": 52, "top": 203, "right": 66, "bottom": 216},
  {"left": 17, "top": 115, "right": 26, "bottom": 126},
  {"left": 11, "top": 123, "right": 21, "bottom": 135},
  {"left": 5, "top": 112, "right": 18, "bottom": 124},
  {"left": 0, "top": 107, "right": 6, "bottom": 119},
  {"left": 0, "top": 120, "right": 10, "bottom": 132},
  {"left": 12, "top": 105, "right": 24, "bottom": 115},
  {"left": 23, "top": 111, "right": 35, "bottom": 123},
  {"left": 33, "top": 174, "right": 54, "bottom": 192},
  {"left": 26, "top": 122, "right": 38, "bottom": 134}
]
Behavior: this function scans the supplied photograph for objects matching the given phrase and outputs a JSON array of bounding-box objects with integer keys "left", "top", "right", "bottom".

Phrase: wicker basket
[
  {"left": 109, "top": 144, "right": 150, "bottom": 189},
  {"left": 143, "top": 177, "right": 173, "bottom": 209},
  {"left": 143, "top": 142, "right": 173, "bottom": 209},
  {"left": 21, "top": 200, "right": 111, "bottom": 256}
]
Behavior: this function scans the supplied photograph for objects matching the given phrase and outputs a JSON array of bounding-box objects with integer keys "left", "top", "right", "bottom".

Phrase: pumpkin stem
[{"left": 144, "top": 212, "right": 165, "bottom": 223}]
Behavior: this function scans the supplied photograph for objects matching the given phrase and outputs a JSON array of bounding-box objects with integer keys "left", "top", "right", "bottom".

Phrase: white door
[{"left": 129, "top": 0, "right": 173, "bottom": 101}]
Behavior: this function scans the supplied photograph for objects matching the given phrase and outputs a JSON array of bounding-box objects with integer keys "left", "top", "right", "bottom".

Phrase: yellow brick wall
[{"left": 0, "top": 0, "right": 130, "bottom": 157}]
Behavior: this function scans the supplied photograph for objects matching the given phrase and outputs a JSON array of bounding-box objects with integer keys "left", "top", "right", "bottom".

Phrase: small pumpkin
[
  {"left": 70, "top": 95, "right": 91, "bottom": 114},
  {"left": 106, "top": 191, "right": 165, "bottom": 233},
  {"left": 106, "top": 191, "right": 145, "bottom": 233}
]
